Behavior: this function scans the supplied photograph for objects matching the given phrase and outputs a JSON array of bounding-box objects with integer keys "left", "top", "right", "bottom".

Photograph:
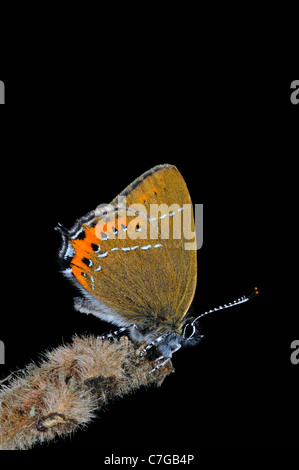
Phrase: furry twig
[{"left": 0, "top": 335, "right": 173, "bottom": 450}]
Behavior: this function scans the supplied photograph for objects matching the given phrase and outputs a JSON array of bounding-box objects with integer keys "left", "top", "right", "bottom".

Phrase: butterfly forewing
[{"left": 116, "top": 164, "right": 197, "bottom": 323}]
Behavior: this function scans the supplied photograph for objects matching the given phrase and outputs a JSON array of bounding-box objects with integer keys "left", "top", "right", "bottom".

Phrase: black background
[{"left": 0, "top": 56, "right": 298, "bottom": 454}]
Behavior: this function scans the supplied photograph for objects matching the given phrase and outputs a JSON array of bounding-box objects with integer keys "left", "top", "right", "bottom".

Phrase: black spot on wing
[
  {"left": 77, "top": 229, "right": 86, "bottom": 240},
  {"left": 81, "top": 257, "right": 90, "bottom": 267}
]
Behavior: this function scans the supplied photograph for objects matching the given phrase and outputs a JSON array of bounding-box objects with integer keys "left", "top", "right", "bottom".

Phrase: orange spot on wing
[
  {"left": 71, "top": 265, "right": 90, "bottom": 291},
  {"left": 139, "top": 194, "right": 149, "bottom": 204},
  {"left": 72, "top": 225, "right": 99, "bottom": 252},
  {"left": 70, "top": 225, "right": 100, "bottom": 292}
]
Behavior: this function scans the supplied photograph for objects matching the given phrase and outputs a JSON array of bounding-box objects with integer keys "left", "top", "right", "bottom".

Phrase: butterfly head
[
  {"left": 136, "top": 287, "right": 259, "bottom": 365},
  {"left": 129, "top": 316, "right": 203, "bottom": 361}
]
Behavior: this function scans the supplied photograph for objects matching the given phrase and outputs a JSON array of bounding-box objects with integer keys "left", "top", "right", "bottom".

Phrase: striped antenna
[{"left": 191, "top": 287, "right": 259, "bottom": 328}]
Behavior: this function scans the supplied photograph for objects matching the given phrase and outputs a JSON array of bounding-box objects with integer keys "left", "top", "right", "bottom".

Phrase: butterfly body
[{"left": 57, "top": 164, "right": 198, "bottom": 361}]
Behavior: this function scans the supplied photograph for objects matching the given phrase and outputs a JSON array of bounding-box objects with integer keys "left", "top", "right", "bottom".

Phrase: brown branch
[{"left": 0, "top": 335, "right": 173, "bottom": 450}]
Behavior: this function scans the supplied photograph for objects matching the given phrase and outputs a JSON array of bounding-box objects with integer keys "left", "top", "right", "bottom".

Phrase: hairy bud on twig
[{"left": 0, "top": 335, "right": 173, "bottom": 450}]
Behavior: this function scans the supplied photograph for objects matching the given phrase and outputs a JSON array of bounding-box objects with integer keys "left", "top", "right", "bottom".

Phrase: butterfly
[{"left": 56, "top": 164, "right": 258, "bottom": 372}]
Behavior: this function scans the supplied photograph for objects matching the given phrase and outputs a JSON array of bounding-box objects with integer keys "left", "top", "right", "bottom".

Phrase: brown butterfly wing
[
  {"left": 114, "top": 164, "right": 197, "bottom": 324},
  {"left": 64, "top": 164, "right": 197, "bottom": 331}
]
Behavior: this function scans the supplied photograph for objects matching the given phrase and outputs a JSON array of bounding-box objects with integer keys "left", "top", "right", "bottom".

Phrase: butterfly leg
[
  {"left": 149, "top": 357, "right": 171, "bottom": 375},
  {"left": 139, "top": 332, "right": 171, "bottom": 357},
  {"left": 139, "top": 343, "right": 154, "bottom": 357},
  {"left": 148, "top": 343, "right": 181, "bottom": 374},
  {"left": 99, "top": 326, "right": 128, "bottom": 340}
]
